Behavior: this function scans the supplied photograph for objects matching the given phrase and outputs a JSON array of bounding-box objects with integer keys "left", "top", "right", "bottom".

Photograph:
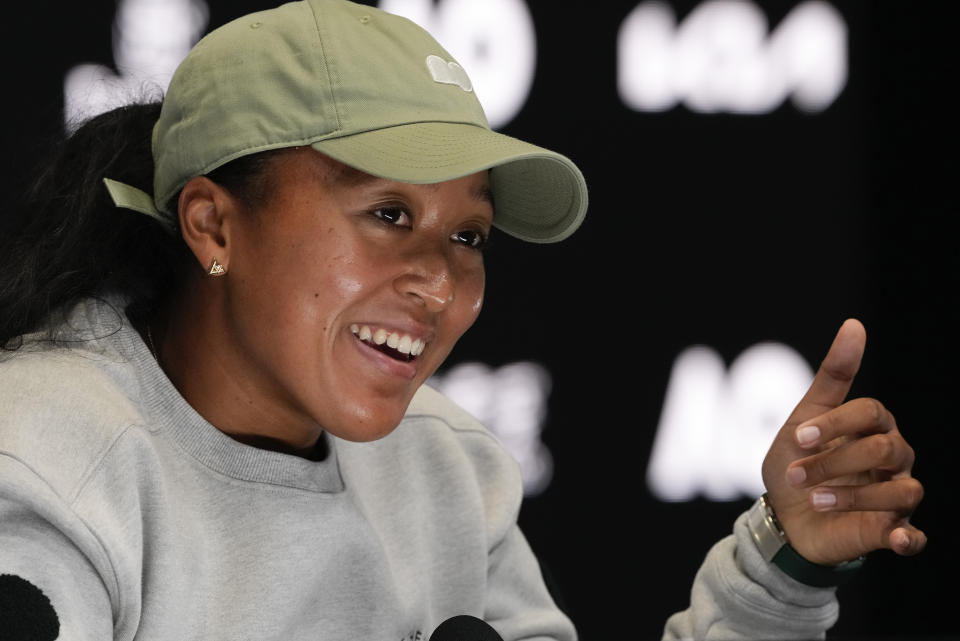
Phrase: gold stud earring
[{"left": 208, "top": 258, "right": 226, "bottom": 276}]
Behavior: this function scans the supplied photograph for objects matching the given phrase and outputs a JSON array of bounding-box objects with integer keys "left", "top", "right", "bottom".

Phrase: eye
[
  {"left": 450, "top": 228, "right": 489, "bottom": 250},
  {"left": 370, "top": 206, "right": 411, "bottom": 228}
]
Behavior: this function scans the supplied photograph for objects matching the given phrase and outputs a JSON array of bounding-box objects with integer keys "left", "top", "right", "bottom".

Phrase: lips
[{"left": 350, "top": 323, "right": 426, "bottom": 363}]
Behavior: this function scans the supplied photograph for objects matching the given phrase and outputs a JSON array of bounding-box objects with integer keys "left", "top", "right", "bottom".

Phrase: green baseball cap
[{"left": 104, "top": 0, "right": 587, "bottom": 243}]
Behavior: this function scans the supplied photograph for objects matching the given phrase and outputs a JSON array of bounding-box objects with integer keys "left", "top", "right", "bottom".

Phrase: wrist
[{"left": 746, "top": 493, "right": 865, "bottom": 588}]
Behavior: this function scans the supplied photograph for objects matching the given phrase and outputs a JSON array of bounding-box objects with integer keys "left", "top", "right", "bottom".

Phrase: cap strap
[{"left": 102, "top": 178, "right": 177, "bottom": 235}]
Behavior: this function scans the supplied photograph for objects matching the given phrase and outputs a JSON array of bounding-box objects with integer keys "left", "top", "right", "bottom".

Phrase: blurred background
[{"left": 1, "top": 1, "right": 955, "bottom": 639}]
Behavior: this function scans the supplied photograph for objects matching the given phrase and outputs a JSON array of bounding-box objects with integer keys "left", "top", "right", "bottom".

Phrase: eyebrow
[
  {"left": 474, "top": 183, "right": 494, "bottom": 208},
  {"left": 325, "top": 160, "right": 494, "bottom": 210}
]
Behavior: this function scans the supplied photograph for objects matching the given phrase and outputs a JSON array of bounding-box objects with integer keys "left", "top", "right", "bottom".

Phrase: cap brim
[{"left": 312, "top": 122, "right": 587, "bottom": 243}]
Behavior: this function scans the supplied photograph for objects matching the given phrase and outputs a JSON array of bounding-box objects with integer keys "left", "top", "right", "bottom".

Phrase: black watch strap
[{"left": 747, "top": 493, "right": 865, "bottom": 588}]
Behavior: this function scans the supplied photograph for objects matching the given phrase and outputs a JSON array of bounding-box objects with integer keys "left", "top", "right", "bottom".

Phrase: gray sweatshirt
[{"left": 0, "top": 297, "right": 838, "bottom": 640}]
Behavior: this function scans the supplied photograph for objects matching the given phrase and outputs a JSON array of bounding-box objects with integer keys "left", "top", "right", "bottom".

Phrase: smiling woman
[
  {"left": 0, "top": 0, "right": 925, "bottom": 640},
  {"left": 0, "top": 1, "right": 588, "bottom": 637},
  {"left": 164, "top": 149, "right": 494, "bottom": 447}
]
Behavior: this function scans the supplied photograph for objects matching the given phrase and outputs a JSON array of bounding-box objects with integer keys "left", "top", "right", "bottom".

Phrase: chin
[
  {"left": 322, "top": 401, "right": 410, "bottom": 443},
  {"left": 330, "top": 423, "right": 401, "bottom": 443}
]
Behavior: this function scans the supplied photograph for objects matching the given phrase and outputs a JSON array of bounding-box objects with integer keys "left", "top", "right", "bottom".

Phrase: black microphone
[{"left": 428, "top": 615, "right": 505, "bottom": 641}]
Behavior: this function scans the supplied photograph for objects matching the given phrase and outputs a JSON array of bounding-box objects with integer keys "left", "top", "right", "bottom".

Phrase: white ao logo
[
  {"left": 646, "top": 342, "right": 814, "bottom": 501},
  {"left": 617, "top": 0, "right": 847, "bottom": 113},
  {"left": 425, "top": 54, "right": 474, "bottom": 92}
]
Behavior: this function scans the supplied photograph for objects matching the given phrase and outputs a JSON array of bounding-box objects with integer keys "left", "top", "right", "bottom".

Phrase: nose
[{"left": 393, "top": 244, "right": 456, "bottom": 313}]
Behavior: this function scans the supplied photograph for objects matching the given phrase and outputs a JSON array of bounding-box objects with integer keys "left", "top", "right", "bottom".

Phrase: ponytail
[{"left": 0, "top": 102, "right": 192, "bottom": 350}]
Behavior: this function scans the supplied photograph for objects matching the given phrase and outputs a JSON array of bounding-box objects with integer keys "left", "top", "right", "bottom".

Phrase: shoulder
[
  {"left": 404, "top": 383, "right": 498, "bottom": 437},
  {"left": 0, "top": 343, "right": 145, "bottom": 502},
  {"left": 402, "top": 384, "right": 519, "bottom": 475}
]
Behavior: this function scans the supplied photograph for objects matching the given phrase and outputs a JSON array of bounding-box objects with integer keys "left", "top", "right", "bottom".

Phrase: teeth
[{"left": 351, "top": 324, "right": 426, "bottom": 357}]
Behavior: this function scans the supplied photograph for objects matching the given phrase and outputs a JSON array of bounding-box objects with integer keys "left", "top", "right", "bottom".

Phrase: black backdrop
[{"left": 2, "top": 1, "right": 956, "bottom": 639}]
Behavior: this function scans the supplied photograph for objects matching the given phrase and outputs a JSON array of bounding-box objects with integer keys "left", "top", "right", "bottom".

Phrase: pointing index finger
[{"left": 789, "top": 319, "right": 866, "bottom": 422}]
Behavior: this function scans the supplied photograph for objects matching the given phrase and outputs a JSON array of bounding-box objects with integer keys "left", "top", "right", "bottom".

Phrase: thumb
[{"left": 787, "top": 318, "right": 866, "bottom": 426}]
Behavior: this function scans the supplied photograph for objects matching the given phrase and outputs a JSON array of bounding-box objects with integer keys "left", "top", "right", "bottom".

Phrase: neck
[{"left": 156, "top": 281, "right": 325, "bottom": 459}]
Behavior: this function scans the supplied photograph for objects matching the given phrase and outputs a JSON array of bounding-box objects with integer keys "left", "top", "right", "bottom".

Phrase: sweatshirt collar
[{"left": 96, "top": 296, "right": 346, "bottom": 493}]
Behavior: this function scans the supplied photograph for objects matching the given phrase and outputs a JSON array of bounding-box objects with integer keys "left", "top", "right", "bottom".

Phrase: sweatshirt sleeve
[
  {"left": 0, "top": 454, "right": 115, "bottom": 641},
  {"left": 662, "top": 501, "right": 839, "bottom": 641}
]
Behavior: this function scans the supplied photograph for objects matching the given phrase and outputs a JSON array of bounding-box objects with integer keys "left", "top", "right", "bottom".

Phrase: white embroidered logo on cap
[{"left": 425, "top": 54, "right": 473, "bottom": 92}]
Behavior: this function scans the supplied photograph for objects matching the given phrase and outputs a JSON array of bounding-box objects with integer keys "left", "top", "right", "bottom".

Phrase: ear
[{"left": 177, "top": 176, "right": 239, "bottom": 275}]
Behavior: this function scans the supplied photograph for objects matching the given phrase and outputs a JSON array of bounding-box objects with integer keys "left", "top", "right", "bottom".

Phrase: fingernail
[
  {"left": 796, "top": 425, "right": 821, "bottom": 446},
  {"left": 786, "top": 466, "right": 806, "bottom": 485},
  {"left": 811, "top": 489, "right": 836, "bottom": 509},
  {"left": 894, "top": 529, "right": 910, "bottom": 549}
]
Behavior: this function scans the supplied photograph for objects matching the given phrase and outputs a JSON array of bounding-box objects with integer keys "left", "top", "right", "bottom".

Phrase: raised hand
[{"left": 761, "top": 319, "right": 926, "bottom": 566}]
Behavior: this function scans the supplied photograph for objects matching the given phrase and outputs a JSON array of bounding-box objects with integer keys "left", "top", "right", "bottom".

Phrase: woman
[{"left": 0, "top": 0, "right": 924, "bottom": 639}]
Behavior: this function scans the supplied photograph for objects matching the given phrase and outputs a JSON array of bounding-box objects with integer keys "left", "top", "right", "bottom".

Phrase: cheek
[
  {"left": 315, "top": 246, "right": 371, "bottom": 309},
  {"left": 234, "top": 238, "right": 352, "bottom": 349},
  {"left": 456, "top": 264, "right": 486, "bottom": 329},
  {"left": 303, "top": 239, "right": 387, "bottom": 340},
  {"left": 307, "top": 267, "right": 364, "bottom": 335},
  {"left": 333, "top": 274, "right": 363, "bottom": 294}
]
